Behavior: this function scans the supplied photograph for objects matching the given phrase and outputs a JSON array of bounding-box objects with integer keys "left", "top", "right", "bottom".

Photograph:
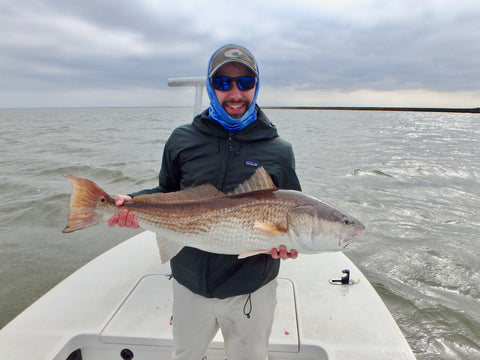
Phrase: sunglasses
[{"left": 210, "top": 76, "right": 257, "bottom": 91}]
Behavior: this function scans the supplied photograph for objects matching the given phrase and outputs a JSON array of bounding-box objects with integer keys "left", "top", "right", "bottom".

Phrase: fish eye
[
  {"left": 342, "top": 218, "right": 352, "bottom": 225},
  {"left": 100, "top": 198, "right": 106, "bottom": 203}
]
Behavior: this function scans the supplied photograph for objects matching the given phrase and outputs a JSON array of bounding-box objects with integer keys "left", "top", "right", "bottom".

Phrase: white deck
[{"left": 0, "top": 231, "right": 415, "bottom": 359}]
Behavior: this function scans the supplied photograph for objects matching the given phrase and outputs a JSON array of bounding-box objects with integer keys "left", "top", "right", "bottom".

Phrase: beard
[{"left": 221, "top": 100, "right": 251, "bottom": 119}]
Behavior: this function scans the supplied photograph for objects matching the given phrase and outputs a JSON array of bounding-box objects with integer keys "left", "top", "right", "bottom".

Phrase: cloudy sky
[{"left": 1, "top": 0, "right": 479, "bottom": 108}]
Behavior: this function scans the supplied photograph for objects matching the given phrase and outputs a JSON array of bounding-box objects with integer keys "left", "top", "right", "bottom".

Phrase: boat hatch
[{"left": 100, "top": 274, "right": 299, "bottom": 353}]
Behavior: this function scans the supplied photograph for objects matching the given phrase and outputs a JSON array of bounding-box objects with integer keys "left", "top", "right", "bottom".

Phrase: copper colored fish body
[{"left": 63, "top": 168, "right": 365, "bottom": 263}]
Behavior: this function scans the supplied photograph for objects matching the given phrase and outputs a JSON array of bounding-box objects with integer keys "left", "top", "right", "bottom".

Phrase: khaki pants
[{"left": 171, "top": 279, "right": 277, "bottom": 360}]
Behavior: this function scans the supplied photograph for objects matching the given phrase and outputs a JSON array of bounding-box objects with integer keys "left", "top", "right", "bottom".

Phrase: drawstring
[{"left": 243, "top": 293, "right": 252, "bottom": 319}]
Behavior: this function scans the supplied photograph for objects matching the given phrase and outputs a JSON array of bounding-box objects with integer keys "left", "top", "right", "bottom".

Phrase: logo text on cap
[{"left": 224, "top": 49, "right": 243, "bottom": 59}]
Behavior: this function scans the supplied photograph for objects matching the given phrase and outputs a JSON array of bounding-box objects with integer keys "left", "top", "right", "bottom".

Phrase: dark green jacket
[{"left": 133, "top": 106, "right": 301, "bottom": 298}]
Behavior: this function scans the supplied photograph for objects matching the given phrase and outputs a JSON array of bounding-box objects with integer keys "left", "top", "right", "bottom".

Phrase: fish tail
[{"left": 63, "top": 174, "right": 113, "bottom": 233}]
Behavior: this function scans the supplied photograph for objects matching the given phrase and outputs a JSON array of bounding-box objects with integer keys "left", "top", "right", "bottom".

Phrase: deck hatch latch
[{"left": 329, "top": 269, "right": 359, "bottom": 285}]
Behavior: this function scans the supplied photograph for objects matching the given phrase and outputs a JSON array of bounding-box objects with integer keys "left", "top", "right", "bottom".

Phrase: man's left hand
[{"left": 271, "top": 245, "right": 298, "bottom": 260}]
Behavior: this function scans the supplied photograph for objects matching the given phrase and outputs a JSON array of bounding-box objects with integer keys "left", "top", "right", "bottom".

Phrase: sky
[{"left": 1, "top": 0, "right": 479, "bottom": 108}]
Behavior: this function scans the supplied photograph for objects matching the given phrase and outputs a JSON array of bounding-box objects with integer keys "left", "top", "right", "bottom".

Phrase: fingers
[
  {"left": 108, "top": 214, "right": 120, "bottom": 227},
  {"left": 107, "top": 200, "right": 139, "bottom": 229},
  {"left": 278, "top": 245, "right": 289, "bottom": 260},
  {"left": 115, "top": 194, "right": 133, "bottom": 207},
  {"left": 125, "top": 210, "right": 139, "bottom": 228},
  {"left": 270, "top": 245, "right": 298, "bottom": 260},
  {"left": 114, "top": 209, "right": 139, "bottom": 228},
  {"left": 117, "top": 209, "right": 129, "bottom": 227},
  {"left": 270, "top": 248, "right": 280, "bottom": 259},
  {"left": 108, "top": 210, "right": 128, "bottom": 228}
]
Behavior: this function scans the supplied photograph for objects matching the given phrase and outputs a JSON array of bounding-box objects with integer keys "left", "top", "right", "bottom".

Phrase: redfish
[{"left": 63, "top": 168, "right": 364, "bottom": 263}]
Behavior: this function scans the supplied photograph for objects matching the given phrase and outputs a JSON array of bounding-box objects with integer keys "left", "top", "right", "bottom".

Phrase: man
[{"left": 109, "top": 44, "right": 301, "bottom": 360}]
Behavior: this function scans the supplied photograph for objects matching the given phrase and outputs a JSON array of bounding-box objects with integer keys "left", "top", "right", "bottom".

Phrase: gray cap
[{"left": 209, "top": 44, "right": 258, "bottom": 78}]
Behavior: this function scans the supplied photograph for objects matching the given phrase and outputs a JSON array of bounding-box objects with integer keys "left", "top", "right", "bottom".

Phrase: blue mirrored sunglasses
[{"left": 210, "top": 76, "right": 257, "bottom": 91}]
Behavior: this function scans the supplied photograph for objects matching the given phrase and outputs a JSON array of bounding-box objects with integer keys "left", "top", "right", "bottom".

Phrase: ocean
[{"left": 0, "top": 107, "right": 479, "bottom": 359}]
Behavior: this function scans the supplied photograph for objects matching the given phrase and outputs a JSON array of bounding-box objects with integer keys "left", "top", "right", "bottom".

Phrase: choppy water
[{"left": 1, "top": 107, "right": 479, "bottom": 359}]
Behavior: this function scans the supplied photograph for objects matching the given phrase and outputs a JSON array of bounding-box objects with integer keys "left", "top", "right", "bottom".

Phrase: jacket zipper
[{"left": 217, "top": 135, "right": 234, "bottom": 190}]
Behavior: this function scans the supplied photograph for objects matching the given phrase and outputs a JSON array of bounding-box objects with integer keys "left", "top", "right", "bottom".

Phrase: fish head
[{"left": 287, "top": 202, "right": 365, "bottom": 253}]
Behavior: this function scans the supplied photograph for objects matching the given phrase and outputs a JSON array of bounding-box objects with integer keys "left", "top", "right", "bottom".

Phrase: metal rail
[{"left": 167, "top": 77, "right": 206, "bottom": 116}]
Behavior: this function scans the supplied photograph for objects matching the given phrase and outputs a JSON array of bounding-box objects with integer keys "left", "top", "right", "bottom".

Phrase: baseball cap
[{"left": 208, "top": 44, "right": 258, "bottom": 78}]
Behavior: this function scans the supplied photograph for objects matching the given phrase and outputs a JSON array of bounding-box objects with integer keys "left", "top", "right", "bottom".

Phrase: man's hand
[
  {"left": 270, "top": 245, "right": 298, "bottom": 260},
  {"left": 107, "top": 195, "right": 139, "bottom": 228}
]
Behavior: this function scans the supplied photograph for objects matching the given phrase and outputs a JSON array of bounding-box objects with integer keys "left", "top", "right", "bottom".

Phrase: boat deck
[{"left": 0, "top": 231, "right": 415, "bottom": 359}]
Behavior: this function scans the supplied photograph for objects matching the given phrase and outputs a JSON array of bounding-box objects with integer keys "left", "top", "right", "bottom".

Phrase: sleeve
[
  {"left": 283, "top": 144, "right": 302, "bottom": 191},
  {"left": 271, "top": 141, "right": 302, "bottom": 192}
]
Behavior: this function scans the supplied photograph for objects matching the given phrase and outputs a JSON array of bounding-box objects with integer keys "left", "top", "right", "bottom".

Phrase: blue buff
[{"left": 206, "top": 63, "right": 260, "bottom": 133}]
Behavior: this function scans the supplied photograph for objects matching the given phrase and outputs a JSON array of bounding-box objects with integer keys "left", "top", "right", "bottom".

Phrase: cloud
[{"left": 1, "top": 0, "right": 479, "bottom": 107}]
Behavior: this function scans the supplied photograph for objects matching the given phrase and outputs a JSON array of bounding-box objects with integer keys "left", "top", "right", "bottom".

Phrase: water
[{"left": 1, "top": 107, "right": 479, "bottom": 359}]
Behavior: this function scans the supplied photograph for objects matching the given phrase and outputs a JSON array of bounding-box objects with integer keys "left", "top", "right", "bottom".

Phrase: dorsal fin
[
  {"left": 229, "top": 167, "right": 277, "bottom": 195},
  {"left": 133, "top": 184, "right": 225, "bottom": 204},
  {"left": 133, "top": 167, "right": 275, "bottom": 203}
]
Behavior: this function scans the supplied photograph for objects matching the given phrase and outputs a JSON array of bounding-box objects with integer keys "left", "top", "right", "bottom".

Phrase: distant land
[{"left": 263, "top": 106, "right": 480, "bottom": 113}]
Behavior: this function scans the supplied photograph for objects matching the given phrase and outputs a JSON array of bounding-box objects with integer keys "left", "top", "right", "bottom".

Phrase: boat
[
  {"left": 0, "top": 230, "right": 415, "bottom": 359},
  {"left": 0, "top": 79, "right": 416, "bottom": 359}
]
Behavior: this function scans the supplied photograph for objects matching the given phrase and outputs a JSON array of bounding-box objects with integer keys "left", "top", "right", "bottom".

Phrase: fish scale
[{"left": 131, "top": 195, "right": 291, "bottom": 251}]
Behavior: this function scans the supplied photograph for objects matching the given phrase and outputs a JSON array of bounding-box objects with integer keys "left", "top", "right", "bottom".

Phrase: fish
[{"left": 63, "top": 167, "right": 365, "bottom": 263}]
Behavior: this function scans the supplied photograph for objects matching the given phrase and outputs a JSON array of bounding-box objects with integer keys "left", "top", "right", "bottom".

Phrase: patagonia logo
[{"left": 245, "top": 160, "right": 259, "bottom": 167}]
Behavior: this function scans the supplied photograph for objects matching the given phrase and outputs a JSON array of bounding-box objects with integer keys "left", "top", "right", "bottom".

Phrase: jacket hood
[{"left": 192, "top": 106, "right": 279, "bottom": 142}]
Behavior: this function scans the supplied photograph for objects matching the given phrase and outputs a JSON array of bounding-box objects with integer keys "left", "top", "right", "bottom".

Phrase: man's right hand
[{"left": 107, "top": 195, "right": 139, "bottom": 228}]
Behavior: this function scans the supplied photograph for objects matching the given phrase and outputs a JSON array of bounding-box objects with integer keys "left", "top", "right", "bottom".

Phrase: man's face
[{"left": 213, "top": 63, "right": 256, "bottom": 119}]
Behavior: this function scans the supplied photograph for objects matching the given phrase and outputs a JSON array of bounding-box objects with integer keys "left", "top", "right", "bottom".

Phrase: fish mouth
[{"left": 339, "top": 231, "right": 364, "bottom": 249}]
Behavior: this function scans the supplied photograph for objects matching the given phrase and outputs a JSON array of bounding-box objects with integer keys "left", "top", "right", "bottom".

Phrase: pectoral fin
[
  {"left": 254, "top": 221, "right": 287, "bottom": 234},
  {"left": 238, "top": 249, "right": 271, "bottom": 259}
]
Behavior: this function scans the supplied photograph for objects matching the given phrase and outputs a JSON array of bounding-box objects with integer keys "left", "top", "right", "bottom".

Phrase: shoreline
[{"left": 263, "top": 106, "right": 480, "bottom": 113}]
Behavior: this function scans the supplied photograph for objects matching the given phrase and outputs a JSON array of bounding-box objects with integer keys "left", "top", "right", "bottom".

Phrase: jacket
[{"left": 132, "top": 106, "right": 301, "bottom": 298}]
